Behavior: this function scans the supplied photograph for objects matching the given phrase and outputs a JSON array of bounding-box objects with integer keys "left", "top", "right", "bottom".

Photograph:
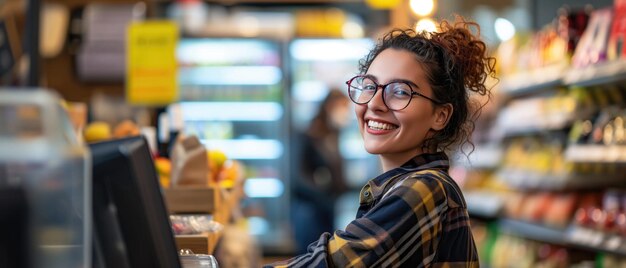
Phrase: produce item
[
  {"left": 217, "top": 160, "right": 244, "bottom": 189},
  {"left": 207, "top": 149, "right": 227, "bottom": 173},
  {"left": 154, "top": 156, "right": 172, "bottom": 188},
  {"left": 113, "top": 119, "right": 140, "bottom": 138},
  {"left": 84, "top": 121, "right": 112, "bottom": 142}
]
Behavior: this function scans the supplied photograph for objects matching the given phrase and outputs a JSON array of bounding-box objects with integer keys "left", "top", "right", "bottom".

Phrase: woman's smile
[{"left": 366, "top": 119, "right": 398, "bottom": 132}]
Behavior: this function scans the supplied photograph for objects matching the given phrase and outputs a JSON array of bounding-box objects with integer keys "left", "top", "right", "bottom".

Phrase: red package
[{"left": 608, "top": 0, "right": 626, "bottom": 60}]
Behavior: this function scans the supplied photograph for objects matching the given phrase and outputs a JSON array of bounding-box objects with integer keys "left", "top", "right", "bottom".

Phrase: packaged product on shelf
[
  {"left": 170, "top": 215, "right": 223, "bottom": 235},
  {"left": 503, "top": 191, "right": 526, "bottom": 219},
  {"left": 571, "top": 7, "right": 614, "bottom": 68},
  {"left": 519, "top": 193, "right": 554, "bottom": 222},
  {"left": 558, "top": 6, "right": 591, "bottom": 55},
  {"left": 569, "top": 119, "right": 595, "bottom": 144},
  {"left": 601, "top": 190, "right": 622, "bottom": 233},
  {"left": 544, "top": 193, "right": 578, "bottom": 228},
  {"left": 574, "top": 191, "right": 616, "bottom": 230},
  {"left": 608, "top": 0, "right": 626, "bottom": 60},
  {"left": 170, "top": 135, "right": 210, "bottom": 186}
]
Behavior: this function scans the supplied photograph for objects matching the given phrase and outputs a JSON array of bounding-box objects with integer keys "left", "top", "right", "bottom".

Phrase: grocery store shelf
[
  {"left": 563, "top": 60, "right": 626, "bottom": 87},
  {"left": 497, "top": 169, "right": 624, "bottom": 191},
  {"left": 175, "top": 232, "right": 221, "bottom": 255},
  {"left": 500, "top": 124, "right": 570, "bottom": 138},
  {"left": 567, "top": 226, "right": 626, "bottom": 257},
  {"left": 498, "top": 219, "right": 626, "bottom": 257},
  {"left": 499, "top": 218, "right": 567, "bottom": 245},
  {"left": 167, "top": 185, "right": 244, "bottom": 255},
  {"left": 500, "top": 63, "right": 566, "bottom": 97},
  {"left": 500, "top": 60, "right": 626, "bottom": 96},
  {"left": 496, "top": 98, "right": 575, "bottom": 138},
  {"left": 164, "top": 187, "right": 221, "bottom": 215},
  {"left": 565, "top": 145, "right": 626, "bottom": 163}
]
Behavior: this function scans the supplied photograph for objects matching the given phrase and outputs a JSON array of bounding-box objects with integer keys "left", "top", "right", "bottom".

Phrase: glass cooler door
[{"left": 176, "top": 38, "right": 291, "bottom": 252}]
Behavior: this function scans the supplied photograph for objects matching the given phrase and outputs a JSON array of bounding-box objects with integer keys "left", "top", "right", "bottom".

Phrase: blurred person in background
[
  {"left": 290, "top": 89, "right": 350, "bottom": 254},
  {"left": 269, "top": 16, "right": 496, "bottom": 267}
]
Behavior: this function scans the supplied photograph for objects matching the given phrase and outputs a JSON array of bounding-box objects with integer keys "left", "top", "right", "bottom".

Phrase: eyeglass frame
[{"left": 345, "top": 75, "right": 443, "bottom": 111}]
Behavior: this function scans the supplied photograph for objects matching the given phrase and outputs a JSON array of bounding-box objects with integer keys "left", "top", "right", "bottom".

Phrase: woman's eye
[
  {"left": 394, "top": 90, "right": 410, "bottom": 96},
  {"left": 387, "top": 83, "right": 412, "bottom": 97},
  {"left": 363, "top": 84, "right": 377, "bottom": 91},
  {"left": 391, "top": 88, "right": 412, "bottom": 98}
]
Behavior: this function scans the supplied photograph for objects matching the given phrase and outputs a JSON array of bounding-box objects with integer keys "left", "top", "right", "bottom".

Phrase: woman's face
[{"left": 355, "top": 48, "right": 448, "bottom": 168}]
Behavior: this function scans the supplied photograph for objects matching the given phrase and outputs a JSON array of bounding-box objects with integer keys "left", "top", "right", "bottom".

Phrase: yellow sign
[
  {"left": 365, "top": 0, "right": 403, "bottom": 9},
  {"left": 295, "top": 9, "right": 346, "bottom": 37},
  {"left": 127, "top": 21, "right": 178, "bottom": 106}
]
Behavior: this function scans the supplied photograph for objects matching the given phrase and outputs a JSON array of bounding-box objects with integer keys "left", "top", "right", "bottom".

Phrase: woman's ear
[{"left": 432, "top": 103, "right": 453, "bottom": 131}]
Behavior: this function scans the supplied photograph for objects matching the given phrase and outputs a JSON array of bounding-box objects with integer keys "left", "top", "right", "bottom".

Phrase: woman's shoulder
[{"left": 388, "top": 169, "right": 467, "bottom": 209}]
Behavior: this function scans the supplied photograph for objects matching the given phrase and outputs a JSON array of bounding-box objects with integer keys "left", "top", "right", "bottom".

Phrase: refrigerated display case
[
  {"left": 174, "top": 38, "right": 291, "bottom": 252},
  {"left": 288, "top": 38, "right": 379, "bottom": 229}
]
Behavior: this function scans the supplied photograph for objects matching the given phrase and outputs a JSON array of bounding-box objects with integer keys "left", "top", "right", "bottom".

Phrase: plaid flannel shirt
[{"left": 265, "top": 152, "right": 479, "bottom": 268}]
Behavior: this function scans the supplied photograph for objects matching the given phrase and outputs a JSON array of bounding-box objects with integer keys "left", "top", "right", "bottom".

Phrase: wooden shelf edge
[
  {"left": 164, "top": 186, "right": 221, "bottom": 214},
  {"left": 175, "top": 231, "right": 222, "bottom": 255}
]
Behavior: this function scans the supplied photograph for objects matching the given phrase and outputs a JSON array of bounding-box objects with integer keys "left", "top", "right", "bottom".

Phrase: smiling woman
[
  {"left": 352, "top": 48, "right": 452, "bottom": 171},
  {"left": 265, "top": 16, "right": 496, "bottom": 268}
]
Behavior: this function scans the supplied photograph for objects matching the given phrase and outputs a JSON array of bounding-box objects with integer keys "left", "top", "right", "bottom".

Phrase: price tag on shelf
[
  {"left": 127, "top": 21, "right": 178, "bottom": 106},
  {"left": 568, "top": 226, "right": 607, "bottom": 247},
  {"left": 605, "top": 236, "right": 623, "bottom": 250}
]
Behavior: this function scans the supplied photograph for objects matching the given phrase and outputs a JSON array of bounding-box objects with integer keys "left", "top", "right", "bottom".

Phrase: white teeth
[{"left": 367, "top": 120, "right": 397, "bottom": 130}]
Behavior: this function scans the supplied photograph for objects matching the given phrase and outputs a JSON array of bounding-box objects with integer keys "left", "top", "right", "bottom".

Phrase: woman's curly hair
[{"left": 358, "top": 17, "right": 497, "bottom": 154}]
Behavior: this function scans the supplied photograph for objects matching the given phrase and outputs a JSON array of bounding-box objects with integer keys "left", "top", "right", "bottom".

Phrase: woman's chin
[{"left": 363, "top": 146, "right": 385, "bottom": 155}]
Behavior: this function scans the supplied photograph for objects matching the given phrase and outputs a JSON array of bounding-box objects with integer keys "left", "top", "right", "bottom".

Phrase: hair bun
[{"left": 430, "top": 18, "right": 496, "bottom": 96}]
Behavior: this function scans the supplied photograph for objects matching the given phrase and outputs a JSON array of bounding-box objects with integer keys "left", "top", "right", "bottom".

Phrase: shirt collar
[{"left": 360, "top": 152, "right": 449, "bottom": 204}]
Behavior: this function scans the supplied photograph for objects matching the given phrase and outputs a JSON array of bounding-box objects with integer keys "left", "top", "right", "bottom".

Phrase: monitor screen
[{"left": 90, "top": 136, "right": 180, "bottom": 268}]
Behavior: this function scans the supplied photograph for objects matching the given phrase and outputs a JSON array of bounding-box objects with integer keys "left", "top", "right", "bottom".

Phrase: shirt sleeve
[{"left": 264, "top": 175, "right": 449, "bottom": 268}]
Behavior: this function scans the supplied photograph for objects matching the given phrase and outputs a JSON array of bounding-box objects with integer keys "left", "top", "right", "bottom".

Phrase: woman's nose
[{"left": 367, "top": 87, "right": 388, "bottom": 111}]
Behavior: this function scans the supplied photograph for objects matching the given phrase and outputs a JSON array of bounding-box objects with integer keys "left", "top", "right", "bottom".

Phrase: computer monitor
[{"left": 90, "top": 136, "right": 181, "bottom": 268}]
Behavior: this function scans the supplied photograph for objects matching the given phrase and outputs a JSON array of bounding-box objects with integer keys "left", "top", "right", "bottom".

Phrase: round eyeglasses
[{"left": 346, "top": 75, "right": 442, "bottom": 111}]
